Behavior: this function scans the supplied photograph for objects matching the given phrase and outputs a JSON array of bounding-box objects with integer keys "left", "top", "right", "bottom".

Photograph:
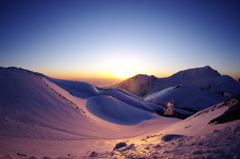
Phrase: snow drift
[{"left": 86, "top": 95, "right": 153, "bottom": 125}]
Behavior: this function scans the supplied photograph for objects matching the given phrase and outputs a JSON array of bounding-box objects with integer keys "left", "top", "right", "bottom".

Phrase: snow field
[{"left": 88, "top": 122, "right": 240, "bottom": 159}]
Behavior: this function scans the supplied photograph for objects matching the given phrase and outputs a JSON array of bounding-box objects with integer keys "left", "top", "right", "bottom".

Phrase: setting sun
[{"left": 113, "top": 66, "right": 134, "bottom": 79}]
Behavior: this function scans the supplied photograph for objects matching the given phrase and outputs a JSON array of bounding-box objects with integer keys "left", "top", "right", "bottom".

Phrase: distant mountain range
[{"left": 114, "top": 66, "right": 240, "bottom": 114}]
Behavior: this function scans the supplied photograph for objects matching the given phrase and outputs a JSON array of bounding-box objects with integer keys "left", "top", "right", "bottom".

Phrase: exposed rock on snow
[
  {"left": 161, "top": 134, "right": 184, "bottom": 142},
  {"left": 209, "top": 95, "right": 240, "bottom": 124},
  {"left": 113, "top": 142, "right": 127, "bottom": 150}
]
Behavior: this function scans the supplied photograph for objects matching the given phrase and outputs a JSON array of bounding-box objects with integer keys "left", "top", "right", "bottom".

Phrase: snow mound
[
  {"left": 99, "top": 88, "right": 160, "bottom": 112},
  {"left": 43, "top": 78, "right": 99, "bottom": 99},
  {"left": 144, "top": 86, "right": 175, "bottom": 101},
  {"left": 144, "top": 85, "right": 221, "bottom": 111},
  {"left": 86, "top": 95, "right": 154, "bottom": 125}
]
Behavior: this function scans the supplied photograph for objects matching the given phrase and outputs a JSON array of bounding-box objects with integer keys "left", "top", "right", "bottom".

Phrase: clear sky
[{"left": 1, "top": 0, "right": 240, "bottom": 85}]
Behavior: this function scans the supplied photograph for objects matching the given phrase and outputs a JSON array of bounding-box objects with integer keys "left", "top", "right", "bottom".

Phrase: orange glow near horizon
[
  {"left": 44, "top": 68, "right": 169, "bottom": 81},
  {"left": 40, "top": 56, "right": 172, "bottom": 82}
]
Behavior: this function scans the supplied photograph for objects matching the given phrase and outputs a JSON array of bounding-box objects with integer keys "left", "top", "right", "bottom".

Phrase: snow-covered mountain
[
  {"left": 0, "top": 66, "right": 239, "bottom": 158},
  {"left": 115, "top": 66, "right": 240, "bottom": 113}
]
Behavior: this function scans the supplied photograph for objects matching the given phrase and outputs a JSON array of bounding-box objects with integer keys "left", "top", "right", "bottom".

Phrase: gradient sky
[{"left": 1, "top": 0, "right": 240, "bottom": 85}]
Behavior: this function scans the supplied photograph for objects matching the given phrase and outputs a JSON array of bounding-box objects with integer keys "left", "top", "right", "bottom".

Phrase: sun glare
[{"left": 113, "top": 67, "right": 134, "bottom": 79}]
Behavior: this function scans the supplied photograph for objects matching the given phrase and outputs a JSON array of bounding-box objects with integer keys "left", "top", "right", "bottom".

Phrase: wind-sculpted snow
[
  {"left": 98, "top": 87, "right": 142, "bottom": 101},
  {"left": 99, "top": 88, "right": 163, "bottom": 112},
  {"left": 144, "top": 85, "right": 221, "bottom": 111},
  {"left": 46, "top": 78, "right": 99, "bottom": 99},
  {"left": 144, "top": 86, "right": 175, "bottom": 101},
  {"left": 86, "top": 95, "right": 154, "bottom": 125}
]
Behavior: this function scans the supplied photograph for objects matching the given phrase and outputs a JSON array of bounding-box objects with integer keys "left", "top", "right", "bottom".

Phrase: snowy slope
[
  {"left": 86, "top": 95, "right": 154, "bottom": 125},
  {"left": 159, "top": 94, "right": 240, "bottom": 136},
  {"left": 0, "top": 67, "right": 122, "bottom": 139},
  {"left": 81, "top": 95, "right": 240, "bottom": 159},
  {"left": 0, "top": 67, "right": 170, "bottom": 137},
  {"left": 115, "top": 66, "right": 240, "bottom": 113},
  {"left": 43, "top": 75, "right": 165, "bottom": 117},
  {"left": 94, "top": 122, "right": 240, "bottom": 159},
  {"left": 46, "top": 77, "right": 99, "bottom": 99},
  {"left": 43, "top": 75, "right": 163, "bottom": 112}
]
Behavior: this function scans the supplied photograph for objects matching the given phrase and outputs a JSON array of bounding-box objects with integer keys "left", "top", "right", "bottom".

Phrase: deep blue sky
[{"left": 1, "top": 0, "right": 240, "bottom": 82}]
